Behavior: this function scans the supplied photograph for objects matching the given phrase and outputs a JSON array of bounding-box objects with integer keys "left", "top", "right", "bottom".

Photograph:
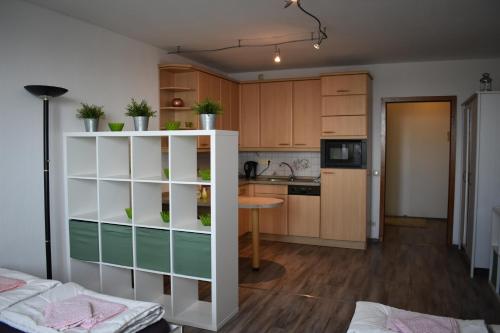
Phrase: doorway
[{"left": 379, "top": 96, "right": 456, "bottom": 245}]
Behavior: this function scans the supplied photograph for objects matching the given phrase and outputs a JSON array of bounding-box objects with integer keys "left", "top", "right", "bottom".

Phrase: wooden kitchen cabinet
[
  {"left": 260, "top": 81, "right": 293, "bottom": 148},
  {"left": 288, "top": 195, "right": 320, "bottom": 237},
  {"left": 230, "top": 81, "right": 239, "bottom": 131},
  {"left": 220, "top": 79, "right": 232, "bottom": 130},
  {"left": 321, "top": 115, "right": 367, "bottom": 137},
  {"left": 321, "top": 73, "right": 370, "bottom": 96},
  {"left": 293, "top": 80, "right": 321, "bottom": 148},
  {"left": 322, "top": 95, "right": 367, "bottom": 116},
  {"left": 320, "top": 169, "right": 367, "bottom": 243},
  {"left": 239, "top": 83, "right": 260, "bottom": 148}
]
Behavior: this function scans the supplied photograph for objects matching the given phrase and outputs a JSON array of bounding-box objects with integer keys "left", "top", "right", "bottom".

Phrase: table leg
[{"left": 251, "top": 208, "right": 260, "bottom": 270}]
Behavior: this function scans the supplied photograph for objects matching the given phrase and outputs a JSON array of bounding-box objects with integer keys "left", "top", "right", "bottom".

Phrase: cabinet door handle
[
  {"left": 323, "top": 171, "right": 336, "bottom": 174},
  {"left": 278, "top": 143, "right": 289, "bottom": 146},
  {"left": 336, "top": 89, "right": 350, "bottom": 93},
  {"left": 294, "top": 143, "right": 306, "bottom": 146},
  {"left": 322, "top": 131, "right": 336, "bottom": 134}
]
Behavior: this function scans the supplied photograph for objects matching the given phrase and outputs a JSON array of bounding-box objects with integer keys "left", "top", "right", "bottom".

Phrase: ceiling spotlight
[
  {"left": 274, "top": 46, "right": 281, "bottom": 63},
  {"left": 284, "top": 0, "right": 299, "bottom": 8}
]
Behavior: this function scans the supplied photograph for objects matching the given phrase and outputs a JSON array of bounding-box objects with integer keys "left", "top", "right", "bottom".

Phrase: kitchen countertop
[{"left": 239, "top": 176, "right": 320, "bottom": 187}]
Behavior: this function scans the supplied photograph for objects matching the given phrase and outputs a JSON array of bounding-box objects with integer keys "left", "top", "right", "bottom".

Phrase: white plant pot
[{"left": 199, "top": 114, "right": 216, "bottom": 130}]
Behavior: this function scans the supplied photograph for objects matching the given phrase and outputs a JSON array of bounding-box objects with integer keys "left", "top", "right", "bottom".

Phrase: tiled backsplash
[{"left": 239, "top": 152, "right": 320, "bottom": 178}]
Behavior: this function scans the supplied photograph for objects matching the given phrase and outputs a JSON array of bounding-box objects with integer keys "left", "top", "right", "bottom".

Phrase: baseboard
[{"left": 259, "top": 233, "right": 366, "bottom": 250}]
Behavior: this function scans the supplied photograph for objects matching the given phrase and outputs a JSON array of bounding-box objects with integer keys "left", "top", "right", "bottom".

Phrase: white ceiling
[{"left": 26, "top": 0, "right": 500, "bottom": 73}]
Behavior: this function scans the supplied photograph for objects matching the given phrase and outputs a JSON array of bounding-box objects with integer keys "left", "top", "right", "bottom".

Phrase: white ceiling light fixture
[
  {"left": 274, "top": 45, "right": 281, "bottom": 63},
  {"left": 168, "top": 0, "right": 327, "bottom": 63}
]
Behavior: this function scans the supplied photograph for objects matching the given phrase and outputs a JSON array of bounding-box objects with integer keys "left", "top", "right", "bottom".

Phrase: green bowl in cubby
[{"left": 164, "top": 121, "right": 181, "bottom": 130}]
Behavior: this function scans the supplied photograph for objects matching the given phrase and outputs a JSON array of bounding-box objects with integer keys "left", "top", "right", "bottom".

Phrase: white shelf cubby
[
  {"left": 99, "top": 180, "right": 132, "bottom": 224},
  {"left": 66, "top": 137, "right": 97, "bottom": 178},
  {"left": 133, "top": 182, "right": 169, "bottom": 229},
  {"left": 98, "top": 136, "right": 130, "bottom": 180},
  {"left": 101, "top": 265, "right": 135, "bottom": 299},
  {"left": 69, "top": 259, "right": 100, "bottom": 292},
  {"left": 67, "top": 179, "right": 98, "bottom": 221},
  {"left": 65, "top": 130, "right": 238, "bottom": 331},
  {"left": 135, "top": 271, "right": 173, "bottom": 317}
]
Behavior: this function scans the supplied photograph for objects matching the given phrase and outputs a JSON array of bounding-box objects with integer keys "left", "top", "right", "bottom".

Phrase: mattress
[{"left": 347, "top": 301, "right": 489, "bottom": 333}]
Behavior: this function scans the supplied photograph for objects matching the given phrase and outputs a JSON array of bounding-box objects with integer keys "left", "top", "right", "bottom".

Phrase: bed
[
  {"left": 0, "top": 268, "right": 181, "bottom": 333},
  {"left": 347, "top": 301, "right": 489, "bottom": 333}
]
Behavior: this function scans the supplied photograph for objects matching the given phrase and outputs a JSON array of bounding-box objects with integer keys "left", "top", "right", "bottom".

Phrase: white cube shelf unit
[{"left": 64, "top": 130, "right": 239, "bottom": 331}]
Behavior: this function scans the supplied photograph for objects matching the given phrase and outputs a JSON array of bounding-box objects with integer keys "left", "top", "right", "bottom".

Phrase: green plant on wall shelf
[
  {"left": 192, "top": 98, "right": 223, "bottom": 115},
  {"left": 125, "top": 98, "right": 156, "bottom": 131},
  {"left": 76, "top": 103, "right": 105, "bottom": 132},
  {"left": 125, "top": 98, "right": 156, "bottom": 117},
  {"left": 193, "top": 98, "right": 222, "bottom": 130}
]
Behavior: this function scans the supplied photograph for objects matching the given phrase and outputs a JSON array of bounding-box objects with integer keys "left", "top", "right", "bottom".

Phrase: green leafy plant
[
  {"left": 199, "top": 213, "right": 211, "bottom": 226},
  {"left": 125, "top": 98, "right": 156, "bottom": 117},
  {"left": 125, "top": 208, "right": 132, "bottom": 220},
  {"left": 164, "top": 121, "right": 181, "bottom": 130},
  {"left": 163, "top": 168, "right": 169, "bottom": 179},
  {"left": 192, "top": 98, "right": 223, "bottom": 115},
  {"left": 160, "top": 211, "right": 170, "bottom": 223},
  {"left": 76, "top": 103, "right": 105, "bottom": 119},
  {"left": 198, "top": 169, "right": 211, "bottom": 181}
]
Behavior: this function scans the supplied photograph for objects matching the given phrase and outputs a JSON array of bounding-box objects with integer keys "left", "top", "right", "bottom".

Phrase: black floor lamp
[{"left": 24, "top": 85, "right": 68, "bottom": 279}]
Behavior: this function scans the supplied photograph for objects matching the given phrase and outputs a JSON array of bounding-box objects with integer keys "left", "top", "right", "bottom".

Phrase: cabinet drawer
[
  {"left": 321, "top": 74, "right": 369, "bottom": 96},
  {"left": 322, "top": 95, "right": 367, "bottom": 116},
  {"left": 69, "top": 220, "right": 99, "bottom": 262},
  {"left": 173, "top": 231, "right": 211, "bottom": 279},
  {"left": 136, "top": 228, "right": 170, "bottom": 273},
  {"left": 101, "top": 224, "right": 133, "bottom": 267},
  {"left": 254, "top": 184, "right": 287, "bottom": 194},
  {"left": 288, "top": 195, "right": 320, "bottom": 237},
  {"left": 321, "top": 116, "right": 367, "bottom": 137}
]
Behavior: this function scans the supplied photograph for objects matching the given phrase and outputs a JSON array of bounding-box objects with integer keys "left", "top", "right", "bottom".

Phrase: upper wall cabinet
[
  {"left": 260, "top": 81, "right": 293, "bottom": 148},
  {"left": 321, "top": 73, "right": 370, "bottom": 96},
  {"left": 239, "top": 83, "right": 260, "bottom": 148},
  {"left": 293, "top": 80, "right": 321, "bottom": 148},
  {"left": 321, "top": 72, "right": 372, "bottom": 138}
]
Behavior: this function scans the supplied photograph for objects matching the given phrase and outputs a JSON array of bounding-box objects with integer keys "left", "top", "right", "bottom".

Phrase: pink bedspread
[
  {"left": 44, "top": 295, "right": 127, "bottom": 330},
  {"left": 386, "top": 308, "right": 459, "bottom": 333},
  {"left": 0, "top": 276, "right": 26, "bottom": 292}
]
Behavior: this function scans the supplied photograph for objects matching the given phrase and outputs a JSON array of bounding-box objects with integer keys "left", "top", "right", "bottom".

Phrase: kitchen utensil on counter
[{"left": 244, "top": 161, "right": 258, "bottom": 179}]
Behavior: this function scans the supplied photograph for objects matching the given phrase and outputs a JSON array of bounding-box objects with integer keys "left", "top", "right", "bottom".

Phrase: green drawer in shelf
[
  {"left": 136, "top": 227, "right": 170, "bottom": 272},
  {"left": 69, "top": 220, "right": 99, "bottom": 262},
  {"left": 101, "top": 224, "right": 133, "bottom": 267},
  {"left": 173, "top": 231, "right": 211, "bottom": 279}
]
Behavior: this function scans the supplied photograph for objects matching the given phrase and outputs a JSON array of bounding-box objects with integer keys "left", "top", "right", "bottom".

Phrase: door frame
[{"left": 379, "top": 96, "right": 457, "bottom": 245}]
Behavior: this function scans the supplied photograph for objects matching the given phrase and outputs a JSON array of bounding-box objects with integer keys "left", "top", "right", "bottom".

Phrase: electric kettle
[{"left": 243, "top": 161, "right": 258, "bottom": 179}]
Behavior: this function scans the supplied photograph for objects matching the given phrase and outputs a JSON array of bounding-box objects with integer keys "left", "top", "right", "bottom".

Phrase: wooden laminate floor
[{"left": 186, "top": 220, "right": 500, "bottom": 332}]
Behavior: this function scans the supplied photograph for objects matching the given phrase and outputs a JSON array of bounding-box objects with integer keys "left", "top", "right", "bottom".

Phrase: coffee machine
[{"left": 243, "top": 161, "right": 258, "bottom": 179}]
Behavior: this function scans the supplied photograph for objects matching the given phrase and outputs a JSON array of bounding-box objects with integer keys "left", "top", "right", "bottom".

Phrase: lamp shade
[{"left": 24, "top": 85, "right": 68, "bottom": 98}]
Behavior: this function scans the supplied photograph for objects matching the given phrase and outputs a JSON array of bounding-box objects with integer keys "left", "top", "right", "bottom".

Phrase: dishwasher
[{"left": 288, "top": 185, "right": 321, "bottom": 238}]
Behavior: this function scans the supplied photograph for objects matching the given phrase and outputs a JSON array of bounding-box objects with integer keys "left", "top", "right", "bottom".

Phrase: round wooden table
[{"left": 238, "top": 196, "right": 284, "bottom": 270}]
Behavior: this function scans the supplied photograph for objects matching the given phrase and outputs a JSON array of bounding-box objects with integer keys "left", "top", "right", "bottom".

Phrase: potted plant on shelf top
[
  {"left": 76, "top": 103, "right": 105, "bottom": 132},
  {"left": 192, "top": 98, "right": 222, "bottom": 130},
  {"left": 125, "top": 98, "right": 156, "bottom": 131}
]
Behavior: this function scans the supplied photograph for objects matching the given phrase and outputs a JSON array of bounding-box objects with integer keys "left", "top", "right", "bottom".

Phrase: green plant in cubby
[
  {"left": 136, "top": 228, "right": 170, "bottom": 272},
  {"left": 173, "top": 231, "right": 211, "bottom": 279}
]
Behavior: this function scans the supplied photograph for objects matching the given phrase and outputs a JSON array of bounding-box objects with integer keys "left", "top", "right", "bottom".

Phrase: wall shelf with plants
[{"left": 64, "top": 130, "right": 238, "bottom": 331}]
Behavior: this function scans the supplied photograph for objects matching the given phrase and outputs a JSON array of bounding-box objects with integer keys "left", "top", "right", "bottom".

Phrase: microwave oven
[{"left": 321, "top": 139, "right": 367, "bottom": 169}]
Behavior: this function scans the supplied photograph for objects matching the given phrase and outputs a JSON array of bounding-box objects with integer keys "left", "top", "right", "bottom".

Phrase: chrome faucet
[{"left": 279, "top": 162, "right": 295, "bottom": 181}]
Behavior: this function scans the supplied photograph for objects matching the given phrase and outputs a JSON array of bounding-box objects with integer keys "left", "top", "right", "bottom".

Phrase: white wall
[
  {"left": 0, "top": 0, "right": 197, "bottom": 280},
  {"left": 229, "top": 58, "right": 500, "bottom": 243},
  {"left": 386, "top": 102, "right": 450, "bottom": 219}
]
